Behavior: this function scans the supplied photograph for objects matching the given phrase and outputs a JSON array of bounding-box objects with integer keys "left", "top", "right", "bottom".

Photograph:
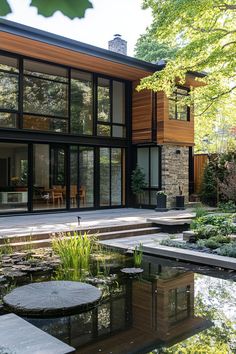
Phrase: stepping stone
[
  {"left": 121, "top": 267, "right": 143, "bottom": 274},
  {"left": 3, "top": 280, "right": 102, "bottom": 316},
  {"left": 0, "top": 313, "right": 75, "bottom": 353}
]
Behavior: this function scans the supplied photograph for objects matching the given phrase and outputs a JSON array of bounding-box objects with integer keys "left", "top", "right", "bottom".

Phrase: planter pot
[
  {"left": 176, "top": 195, "right": 185, "bottom": 210},
  {"left": 155, "top": 194, "right": 168, "bottom": 212}
]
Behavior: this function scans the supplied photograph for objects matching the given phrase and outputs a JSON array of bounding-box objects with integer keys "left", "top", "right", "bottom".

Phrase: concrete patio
[{"left": 0, "top": 208, "right": 195, "bottom": 238}]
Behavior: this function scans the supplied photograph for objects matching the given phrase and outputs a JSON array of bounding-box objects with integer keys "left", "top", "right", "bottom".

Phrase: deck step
[
  {"left": 0, "top": 224, "right": 161, "bottom": 251},
  {"left": 0, "top": 222, "right": 155, "bottom": 245},
  {"left": 98, "top": 227, "right": 161, "bottom": 240}
]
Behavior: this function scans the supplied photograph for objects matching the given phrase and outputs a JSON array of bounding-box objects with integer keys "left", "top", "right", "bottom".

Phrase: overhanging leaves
[
  {"left": 30, "top": 0, "right": 93, "bottom": 19},
  {"left": 0, "top": 0, "right": 11, "bottom": 16}
]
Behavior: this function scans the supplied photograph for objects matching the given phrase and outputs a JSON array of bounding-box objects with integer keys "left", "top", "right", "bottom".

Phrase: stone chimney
[{"left": 108, "top": 34, "right": 127, "bottom": 55}]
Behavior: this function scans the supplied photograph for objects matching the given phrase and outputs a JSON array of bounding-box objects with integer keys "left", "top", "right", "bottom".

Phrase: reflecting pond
[{"left": 19, "top": 254, "right": 236, "bottom": 354}]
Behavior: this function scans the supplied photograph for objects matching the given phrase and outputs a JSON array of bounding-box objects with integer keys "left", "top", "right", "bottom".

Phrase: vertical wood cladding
[
  {"left": 132, "top": 85, "right": 195, "bottom": 146},
  {"left": 132, "top": 81, "right": 153, "bottom": 143}
]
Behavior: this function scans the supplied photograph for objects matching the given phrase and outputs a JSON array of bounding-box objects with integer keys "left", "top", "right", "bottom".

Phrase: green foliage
[
  {"left": 200, "top": 161, "right": 218, "bottom": 206},
  {"left": 219, "top": 201, "right": 236, "bottom": 213},
  {"left": 134, "top": 29, "right": 178, "bottom": 63},
  {"left": 0, "top": 0, "right": 93, "bottom": 18},
  {"left": 216, "top": 242, "right": 236, "bottom": 257},
  {"left": 191, "top": 214, "right": 236, "bottom": 238},
  {"left": 131, "top": 166, "right": 146, "bottom": 204},
  {"left": 197, "top": 235, "right": 231, "bottom": 249},
  {"left": 0, "top": 0, "right": 11, "bottom": 16},
  {"left": 52, "top": 231, "right": 96, "bottom": 280},
  {"left": 194, "top": 205, "right": 208, "bottom": 218},
  {"left": 136, "top": 1, "right": 236, "bottom": 155},
  {"left": 139, "top": 0, "right": 236, "bottom": 99},
  {"left": 133, "top": 243, "right": 143, "bottom": 267}
]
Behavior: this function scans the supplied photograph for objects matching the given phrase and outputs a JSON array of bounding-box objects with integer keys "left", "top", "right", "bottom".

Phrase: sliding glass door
[
  {"left": 70, "top": 146, "right": 94, "bottom": 209},
  {"left": 33, "top": 144, "right": 67, "bottom": 210},
  {"left": 0, "top": 142, "right": 28, "bottom": 213},
  {"left": 99, "top": 147, "right": 123, "bottom": 207}
]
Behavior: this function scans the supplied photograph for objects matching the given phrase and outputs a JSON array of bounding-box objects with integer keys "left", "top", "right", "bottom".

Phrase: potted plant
[
  {"left": 176, "top": 185, "right": 185, "bottom": 210},
  {"left": 156, "top": 191, "right": 168, "bottom": 211},
  {"left": 131, "top": 166, "right": 146, "bottom": 207}
]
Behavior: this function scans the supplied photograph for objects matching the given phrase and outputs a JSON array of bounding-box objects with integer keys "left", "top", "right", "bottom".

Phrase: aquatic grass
[
  {"left": 51, "top": 230, "right": 97, "bottom": 280},
  {"left": 133, "top": 243, "right": 143, "bottom": 267}
]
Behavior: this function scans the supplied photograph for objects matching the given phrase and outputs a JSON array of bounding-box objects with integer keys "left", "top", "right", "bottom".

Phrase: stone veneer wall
[{"left": 161, "top": 145, "right": 189, "bottom": 208}]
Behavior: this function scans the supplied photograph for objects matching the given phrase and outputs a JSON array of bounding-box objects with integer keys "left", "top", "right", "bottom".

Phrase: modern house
[{"left": 0, "top": 19, "right": 202, "bottom": 215}]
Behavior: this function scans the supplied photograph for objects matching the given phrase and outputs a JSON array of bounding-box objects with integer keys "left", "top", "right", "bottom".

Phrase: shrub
[
  {"left": 200, "top": 162, "right": 217, "bottom": 206},
  {"left": 216, "top": 242, "right": 236, "bottom": 258},
  {"left": 218, "top": 201, "right": 236, "bottom": 213},
  {"left": 195, "top": 225, "right": 221, "bottom": 239},
  {"left": 197, "top": 236, "right": 231, "bottom": 249},
  {"left": 131, "top": 166, "right": 146, "bottom": 205},
  {"left": 218, "top": 162, "right": 236, "bottom": 203}
]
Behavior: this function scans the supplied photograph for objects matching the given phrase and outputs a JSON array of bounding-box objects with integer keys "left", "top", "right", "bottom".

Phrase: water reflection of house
[{"left": 73, "top": 268, "right": 211, "bottom": 354}]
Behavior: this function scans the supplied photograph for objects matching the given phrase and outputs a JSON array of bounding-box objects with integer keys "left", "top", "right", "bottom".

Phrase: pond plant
[
  {"left": 52, "top": 231, "right": 96, "bottom": 281},
  {"left": 133, "top": 243, "right": 143, "bottom": 267}
]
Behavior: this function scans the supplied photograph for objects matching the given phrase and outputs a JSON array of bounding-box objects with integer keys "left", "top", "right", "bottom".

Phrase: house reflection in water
[{"left": 28, "top": 261, "right": 211, "bottom": 354}]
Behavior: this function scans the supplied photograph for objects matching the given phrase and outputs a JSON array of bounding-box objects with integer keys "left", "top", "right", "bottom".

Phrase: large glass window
[
  {"left": 71, "top": 70, "right": 93, "bottom": 135},
  {"left": 100, "top": 147, "right": 123, "bottom": 206},
  {"left": 33, "top": 144, "right": 66, "bottom": 210},
  {"left": 0, "top": 55, "right": 19, "bottom": 128},
  {"left": 137, "top": 146, "right": 160, "bottom": 205},
  {"left": 23, "top": 60, "right": 69, "bottom": 132},
  {"left": 169, "top": 87, "right": 190, "bottom": 121},
  {"left": 0, "top": 143, "right": 28, "bottom": 213},
  {"left": 97, "top": 78, "right": 126, "bottom": 138}
]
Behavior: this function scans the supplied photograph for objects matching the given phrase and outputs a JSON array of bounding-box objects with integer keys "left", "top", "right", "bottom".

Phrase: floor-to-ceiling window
[
  {"left": 100, "top": 147, "right": 123, "bottom": 207},
  {"left": 0, "top": 142, "right": 28, "bottom": 212},
  {"left": 33, "top": 144, "right": 67, "bottom": 210},
  {"left": 137, "top": 146, "right": 161, "bottom": 206},
  {"left": 0, "top": 52, "right": 128, "bottom": 213},
  {"left": 70, "top": 146, "right": 94, "bottom": 209}
]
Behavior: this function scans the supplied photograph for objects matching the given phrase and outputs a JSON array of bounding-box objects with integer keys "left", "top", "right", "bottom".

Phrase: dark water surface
[
  {"left": 17, "top": 254, "right": 236, "bottom": 354},
  {"left": 0, "top": 251, "right": 232, "bottom": 354}
]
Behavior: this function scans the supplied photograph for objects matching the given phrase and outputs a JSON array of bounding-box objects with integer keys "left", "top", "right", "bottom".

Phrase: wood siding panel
[
  {"left": 132, "top": 81, "right": 152, "bottom": 143},
  {"left": 0, "top": 32, "right": 151, "bottom": 80},
  {"left": 156, "top": 91, "right": 195, "bottom": 146},
  {"left": 194, "top": 154, "right": 209, "bottom": 193}
]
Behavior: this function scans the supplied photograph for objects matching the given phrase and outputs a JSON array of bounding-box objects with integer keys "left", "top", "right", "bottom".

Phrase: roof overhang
[{"left": 0, "top": 19, "right": 161, "bottom": 81}]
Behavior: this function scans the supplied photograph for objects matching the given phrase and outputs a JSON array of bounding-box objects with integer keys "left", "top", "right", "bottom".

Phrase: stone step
[
  {"left": 0, "top": 222, "right": 155, "bottom": 245},
  {"left": 0, "top": 225, "right": 161, "bottom": 252}
]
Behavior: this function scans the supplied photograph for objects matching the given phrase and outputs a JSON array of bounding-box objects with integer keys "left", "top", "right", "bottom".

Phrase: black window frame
[
  {"left": 0, "top": 50, "right": 128, "bottom": 140},
  {"left": 96, "top": 75, "right": 126, "bottom": 139},
  {"left": 169, "top": 86, "right": 190, "bottom": 122},
  {"left": 0, "top": 53, "right": 20, "bottom": 128},
  {"left": 137, "top": 145, "right": 162, "bottom": 206}
]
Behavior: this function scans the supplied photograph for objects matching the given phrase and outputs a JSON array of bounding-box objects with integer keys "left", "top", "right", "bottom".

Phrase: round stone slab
[
  {"left": 3, "top": 281, "right": 102, "bottom": 317},
  {"left": 121, "top": 267, "right": 144, "bottom": 274}
]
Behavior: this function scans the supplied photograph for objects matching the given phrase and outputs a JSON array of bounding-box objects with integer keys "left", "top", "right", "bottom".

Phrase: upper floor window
[
  {"left": 23, "top": 60, "right": 69, "bottom": 133},
  {"left": 0, "top": 53, "right": 127, "bottom": 138},
  {"left": 97, "top": 77, "right": 126, "bottom": 138},
  {"left": 71, "top": 70, "right": 93, "bottom": 135},
  {"left": 0, "top": 55, "right": 19, "bottom": 128},
  {"left": 169, "top": 87, "right": 190, "bottom": 121}
]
